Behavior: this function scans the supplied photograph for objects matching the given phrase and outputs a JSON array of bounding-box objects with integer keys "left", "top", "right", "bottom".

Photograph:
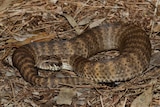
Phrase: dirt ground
[{"left": 0, "top": 0, "right": 160, "bottom": 107}]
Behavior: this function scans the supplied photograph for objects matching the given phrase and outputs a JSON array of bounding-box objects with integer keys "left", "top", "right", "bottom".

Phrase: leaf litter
[{"left": 0, "top": 0, "right": 160, "bottom": 107}]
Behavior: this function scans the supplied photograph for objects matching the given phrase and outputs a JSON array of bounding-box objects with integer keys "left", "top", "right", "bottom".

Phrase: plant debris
[{"left": 0, "top": 0, "right": 160, "bottom": 107}]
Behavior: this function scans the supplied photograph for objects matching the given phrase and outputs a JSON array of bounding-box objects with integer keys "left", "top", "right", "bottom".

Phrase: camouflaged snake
[{"left": 12, "top": 23, "right": 151, "bottom": 88}]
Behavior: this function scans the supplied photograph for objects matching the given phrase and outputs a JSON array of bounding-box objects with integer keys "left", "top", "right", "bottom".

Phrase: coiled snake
[{"left": 12, "top": 23, "right": 151, "bottom": 88}]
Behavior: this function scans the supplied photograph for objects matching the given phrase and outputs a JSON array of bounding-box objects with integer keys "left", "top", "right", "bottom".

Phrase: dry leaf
[
  {"left": 50, "top": 0, "right": 58, "bottom": 4},
  {"left": 78, "top": 17, "right": 91, "bottom": 26},
  {"left": 0, "top": 0, "right": 14, "bottom": 11},
  {"left": 24, "top": 99, "right": 38, "bottom": 107},
  {"left": 78, "top": 15, "right": 96, "bottom": 26},
  {"left": 6, "top": 32, "right": 56, "bottom": 48},
  {"left": 63, "top": 14, "right": 83, "bottom": 35},
  {"left": 150, "top": 52, "right": 160, "bottom": 66},
  {"left": 89, "top": 18, "right": 106, "bottom": 28},
  {"left": 131, "top": 87, "right": 153, "bottom": 107},
  {"left": 153, "top": 23, "right": 160, "bottom": 32},
  {"left": 54, "top": 6, "right": 63, "bottom": 14},
  {"left": 13, "top": 34, "right": 37, "bottom": 42},
  {"left": 5, "top": 71, "right": 15, "bottom": 77},
  {"left": 56, "top": 88, "right": 76, "bottom": 105}
]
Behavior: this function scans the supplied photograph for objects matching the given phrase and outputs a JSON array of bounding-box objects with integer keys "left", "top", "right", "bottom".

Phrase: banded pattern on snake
[{"left": 12, "top": 23, "right": 151, "bottom": 88}]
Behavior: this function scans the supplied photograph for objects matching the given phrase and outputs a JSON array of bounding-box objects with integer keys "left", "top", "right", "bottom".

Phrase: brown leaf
[
  {"left": 89, "top": 18, "right": 106, "bottom": 28},
  {"left": 56, "top": 87, "right": 76, "bottom": 105},
  {"left": 153, "top": 23, "right": 160, "bottom": 32},
  {"left": 63, "top": 13, "right": 83, "bottom": 35},
  {"left": 150, "top": 52, "right": 160, "bottom": 66},
  {"left": 5, "top": 32, "right": 56, "bottom": 48},
  {"left": 0, "top": 0, "right": 14, "bottom": 11},
  {"left": 131, "top": 87, "right": 153, "bottom": 107}
]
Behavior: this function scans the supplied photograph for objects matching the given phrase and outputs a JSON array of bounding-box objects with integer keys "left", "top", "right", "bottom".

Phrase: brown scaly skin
[{"left": 12, "top": 23, "right": 151, "bottom": 88}]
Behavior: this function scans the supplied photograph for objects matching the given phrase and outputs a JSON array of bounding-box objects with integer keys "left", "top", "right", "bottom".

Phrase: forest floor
[{"left": 0, "top": 0, "right": 160, "bottom": 107}]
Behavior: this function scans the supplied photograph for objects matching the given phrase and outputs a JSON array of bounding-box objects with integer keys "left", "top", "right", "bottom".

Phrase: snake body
[{"left": 12, "top": 23, "right": 151, "bottom": 87}]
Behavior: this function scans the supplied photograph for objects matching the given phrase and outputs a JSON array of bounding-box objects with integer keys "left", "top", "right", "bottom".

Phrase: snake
[{"left": 12, "top": 23, "right": 151, "bottom": 88}]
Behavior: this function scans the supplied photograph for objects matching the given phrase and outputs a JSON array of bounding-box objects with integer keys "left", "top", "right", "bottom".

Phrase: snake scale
[{"left": 12, "top": 23, "right": 151, "bottom": 88}]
